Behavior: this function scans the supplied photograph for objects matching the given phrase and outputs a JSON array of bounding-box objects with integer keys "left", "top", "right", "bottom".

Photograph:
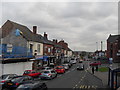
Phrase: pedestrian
[
  {"left": 96, "top": 65, "right": 98, "bottom": 71},
  {"left": 92, "top": 67, "right": 94, "bottom": 74}
]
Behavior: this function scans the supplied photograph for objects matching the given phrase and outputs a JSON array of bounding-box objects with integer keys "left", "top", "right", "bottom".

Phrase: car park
[
  {"left": 0, "top": 74, "right": 18, "bottom": 89},
  {"left": 40, "top": 70, "right": 57, "bottom": 80},
  {"left": 4, "top": 75, "right": 33, "bottom": 89},
  {"left": 23, "top": 70, "right": 41, "bottom": 78},
  {"left": 55, "top": 66, "right": 65, "bottom": 74},
  {"left": 89, "top": 61, "right": 101, "bottom": 66},
  {"left": 77, "top": 64, "right": 84, "bottom": 70},
  {"left": 16, "top": 80, "right": 47, "bottom": 90}
]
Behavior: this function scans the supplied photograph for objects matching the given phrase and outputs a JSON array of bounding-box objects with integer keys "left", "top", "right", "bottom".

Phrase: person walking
[{"left": 92, "top": 66, "right": 94, "bottom": 74}]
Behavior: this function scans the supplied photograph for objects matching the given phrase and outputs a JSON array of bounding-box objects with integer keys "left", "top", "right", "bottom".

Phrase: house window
[
  {"left": 48, "top": 48, "right": 51, "bottom": 53},
  {"left": 37, "top": 44, "right": 40, "bottom": 52},
  {"left": 7, "top": 44, "right": 12, "bottom": 52},
  {"left": 30, "top": 44, "right": 33, "bottom": 52}
]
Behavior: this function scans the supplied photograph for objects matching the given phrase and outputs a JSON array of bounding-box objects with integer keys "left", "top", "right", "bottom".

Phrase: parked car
[
  {"left": 16, "top": 81, "right": 47, "bottom": 90},
  {"left": 4, "top": 75, "right": 33, "bottom": 89},
  {"left": 0, "top": 74, "right": 18, "bottom": 89},
  {"left": 55, "top": 66, "right": 65, "bottom": 74},
  {"left": 40, "top": 70, "right": 57, "bottom": 80},
  {"left": 79, "top": 59, "right": 83, "bottom": 63},
  {"left": 62, "top": 64, "right": 69, "bottom": 70},
  {"left": 49, "top": 63, "right": 55, "bottom": 68},
  {"left": 77, "top": 64, "right": 84, "bottom": 70},
  {"left": 41, "top": 67, "right": 53, "bottom": 71},
  {"left": 23, "top": 70, "right": 41, "bottom": 78},
  {"left": 70, "top": 58, "right": 77, "bottom": 64},
  {"left": 89, "top": 61, "right": 101, "bottom": 66},
  {"left": 67, "top": 62, "right": 72, "bottom": 68}
]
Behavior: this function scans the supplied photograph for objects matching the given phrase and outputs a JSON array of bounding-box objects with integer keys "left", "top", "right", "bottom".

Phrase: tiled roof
[{"left": 1, "top": 20, "right": 54, "bottom": 44}]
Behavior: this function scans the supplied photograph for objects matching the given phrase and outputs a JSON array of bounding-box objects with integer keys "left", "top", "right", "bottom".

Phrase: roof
[
  {"left": 68, "top": 47, "right": 72, "bottom": 51},
  {"left": 1, "top": 20, "right": 44, "bottom": 43},
  {"left": 107, "top": 34, "right": 120, "bottom": 43},
  {"left": 1, "top": 20, "right": 54, "bottom": 44}
]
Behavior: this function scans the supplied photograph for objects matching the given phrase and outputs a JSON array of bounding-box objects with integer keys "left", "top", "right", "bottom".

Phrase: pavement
[{"left": 87, "top": 62, "right": 120, "bottom": 89}]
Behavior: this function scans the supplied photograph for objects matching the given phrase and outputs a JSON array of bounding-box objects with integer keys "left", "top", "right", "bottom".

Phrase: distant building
[{"left": 107, "top": 34, "right": 120, "bottom": 63}]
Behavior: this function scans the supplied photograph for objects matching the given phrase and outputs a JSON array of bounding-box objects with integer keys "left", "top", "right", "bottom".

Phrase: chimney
[
  {"left": 44, "top": 32, "right": 48, "bottom": 39},
  {"left": 55, "top": 39, "right": 58, "bottom": 43},
  {"left": 33, "top": 26, "right": 37, "bottom": 34},
  {"left": 53, "top": 39, "right": 56, "bottom": 43}
]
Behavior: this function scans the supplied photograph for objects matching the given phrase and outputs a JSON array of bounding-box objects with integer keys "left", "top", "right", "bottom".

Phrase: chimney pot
[
  {"left": 33, "top": 26, "right": 37, "bottom": 34},
  {"left": 44, "top": 32, "right": 48, "bottom": 39}
]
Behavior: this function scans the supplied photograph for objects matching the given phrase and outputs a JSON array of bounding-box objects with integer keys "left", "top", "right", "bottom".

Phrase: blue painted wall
[{"left": 0, "top": 44, "right": 33, "bottom": 59}]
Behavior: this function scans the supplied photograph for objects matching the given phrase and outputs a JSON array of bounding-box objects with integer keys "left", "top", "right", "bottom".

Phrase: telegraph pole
[
  {"left": 96, "top": 42, "right": 98, "bottom": 51},
  {"left": 101, "top": 41, "right": 103, "bottom": 51}
]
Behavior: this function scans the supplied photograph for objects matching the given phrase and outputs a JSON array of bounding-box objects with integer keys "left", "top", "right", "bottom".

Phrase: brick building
[{"left": 107, "top": 34, "right": 120, "bottom": 63}]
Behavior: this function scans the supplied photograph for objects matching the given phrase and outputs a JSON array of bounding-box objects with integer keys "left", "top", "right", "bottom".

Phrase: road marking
[
  {"left": 80, "top": 85, "right": 84, "bottom": 89},
  {"left": 88, "top": 86, "right": 90, "bottom": 89},
  {"left": 65, "top": 71, "right": 70, "bottom": 74},
  {"left": 84, "top": 85, "right": 87, "bottom": 89}
]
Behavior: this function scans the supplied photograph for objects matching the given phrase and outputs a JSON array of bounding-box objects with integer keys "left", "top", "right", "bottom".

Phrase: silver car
[
  {"left": 62, "top": 64, "right": 69, "bottom": 70},
  {"left": 41, "top": 67, "right": 53, "bottom": 70},
  {"left": 40, "top": 70, "right": 57, "bottom": 80}
]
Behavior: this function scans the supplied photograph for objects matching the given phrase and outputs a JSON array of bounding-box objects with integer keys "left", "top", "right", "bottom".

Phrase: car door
[{"left": 51, "top": 71, "right": 56, "bottom": 78}]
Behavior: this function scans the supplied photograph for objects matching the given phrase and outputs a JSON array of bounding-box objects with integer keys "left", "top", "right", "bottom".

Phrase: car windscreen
[
  {"left": 0, "top": 75, "right": 8, "bottom": 79},
  {"left": 11, "top": 77, "right": 23, "bottom": 82}
]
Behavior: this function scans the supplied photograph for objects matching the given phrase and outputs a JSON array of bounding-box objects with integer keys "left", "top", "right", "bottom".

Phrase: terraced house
[{"left": 0, "top": 20, "right": 73, "bottom": 75}]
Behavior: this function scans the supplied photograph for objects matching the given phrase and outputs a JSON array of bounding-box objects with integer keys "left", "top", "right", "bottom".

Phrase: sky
[{"left": 0, "top": 0, "right": 119, "bottom": 52}]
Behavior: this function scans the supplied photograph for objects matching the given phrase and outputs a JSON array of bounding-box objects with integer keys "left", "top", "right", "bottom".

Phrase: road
[
  {"left": 40, "top": 61, "right": 103, "bottom": 89},
  {"left": 2, "top": 61, "right": 103, "bottom": 90}
]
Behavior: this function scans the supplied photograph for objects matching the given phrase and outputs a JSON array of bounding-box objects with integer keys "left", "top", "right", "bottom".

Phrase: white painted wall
[
  {"left": 0, "top": 61, "right": 33, "bottom": 76},
  {"left": 28, "top": 41, "right": 43, "bottom": 56}
]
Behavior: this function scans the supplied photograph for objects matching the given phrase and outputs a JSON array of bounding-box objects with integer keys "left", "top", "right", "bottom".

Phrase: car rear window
[
  {"left": 43, "top": 71, "right": 50, "bottom": 73},
  {"left": 24, "top": 71, "right": 31, "bottom": 74},
  {"left": 56, "top": 67, "right": 63, "bottom": 69}
]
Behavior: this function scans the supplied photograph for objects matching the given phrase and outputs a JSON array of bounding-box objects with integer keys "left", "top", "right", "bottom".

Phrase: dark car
[
  {"left": 77, "top": 64, "right": 84, "bottom": 70},
  {"left": 0, "top": 74, "right": 17, "bottom": 89},
  {"left": 4, "top": 75, "right": 33, "bottom": 89},
  {"left": 16, "top": 81, "right": 47, "bottom": 90}
]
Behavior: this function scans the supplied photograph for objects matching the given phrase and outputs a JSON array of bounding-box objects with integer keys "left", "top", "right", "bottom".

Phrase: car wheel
[{"left": 50, "top": 76, "right": 52, "bottom": 80}]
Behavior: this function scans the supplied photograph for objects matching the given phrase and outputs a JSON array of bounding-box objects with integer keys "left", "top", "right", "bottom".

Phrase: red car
[
  {"left": 23, "top": 70, "right": 41, "bottom": 78},
  {"left": 55, "top": 66, "right": 65, "bottom": 74},
  {"left": 89, "top": 61, "right": 101, "bottom": 66}
]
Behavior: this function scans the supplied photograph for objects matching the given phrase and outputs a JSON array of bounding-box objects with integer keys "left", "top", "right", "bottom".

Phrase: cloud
[{"left": 1, "top": 2, "right": 118, "bottom": 51}]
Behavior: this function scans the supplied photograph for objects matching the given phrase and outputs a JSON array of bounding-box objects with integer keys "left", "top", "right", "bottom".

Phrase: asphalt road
[
  {"left": 2, "top": 61, "right": 103, "bottom": 90},
  {"left": 40, "top": 61, "right": 103, "bottom": 89}
]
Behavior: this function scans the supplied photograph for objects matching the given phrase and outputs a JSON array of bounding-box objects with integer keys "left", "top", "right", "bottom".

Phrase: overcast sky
[{"left": 0, "top": 1, "right": 118, "bottom": 52}]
